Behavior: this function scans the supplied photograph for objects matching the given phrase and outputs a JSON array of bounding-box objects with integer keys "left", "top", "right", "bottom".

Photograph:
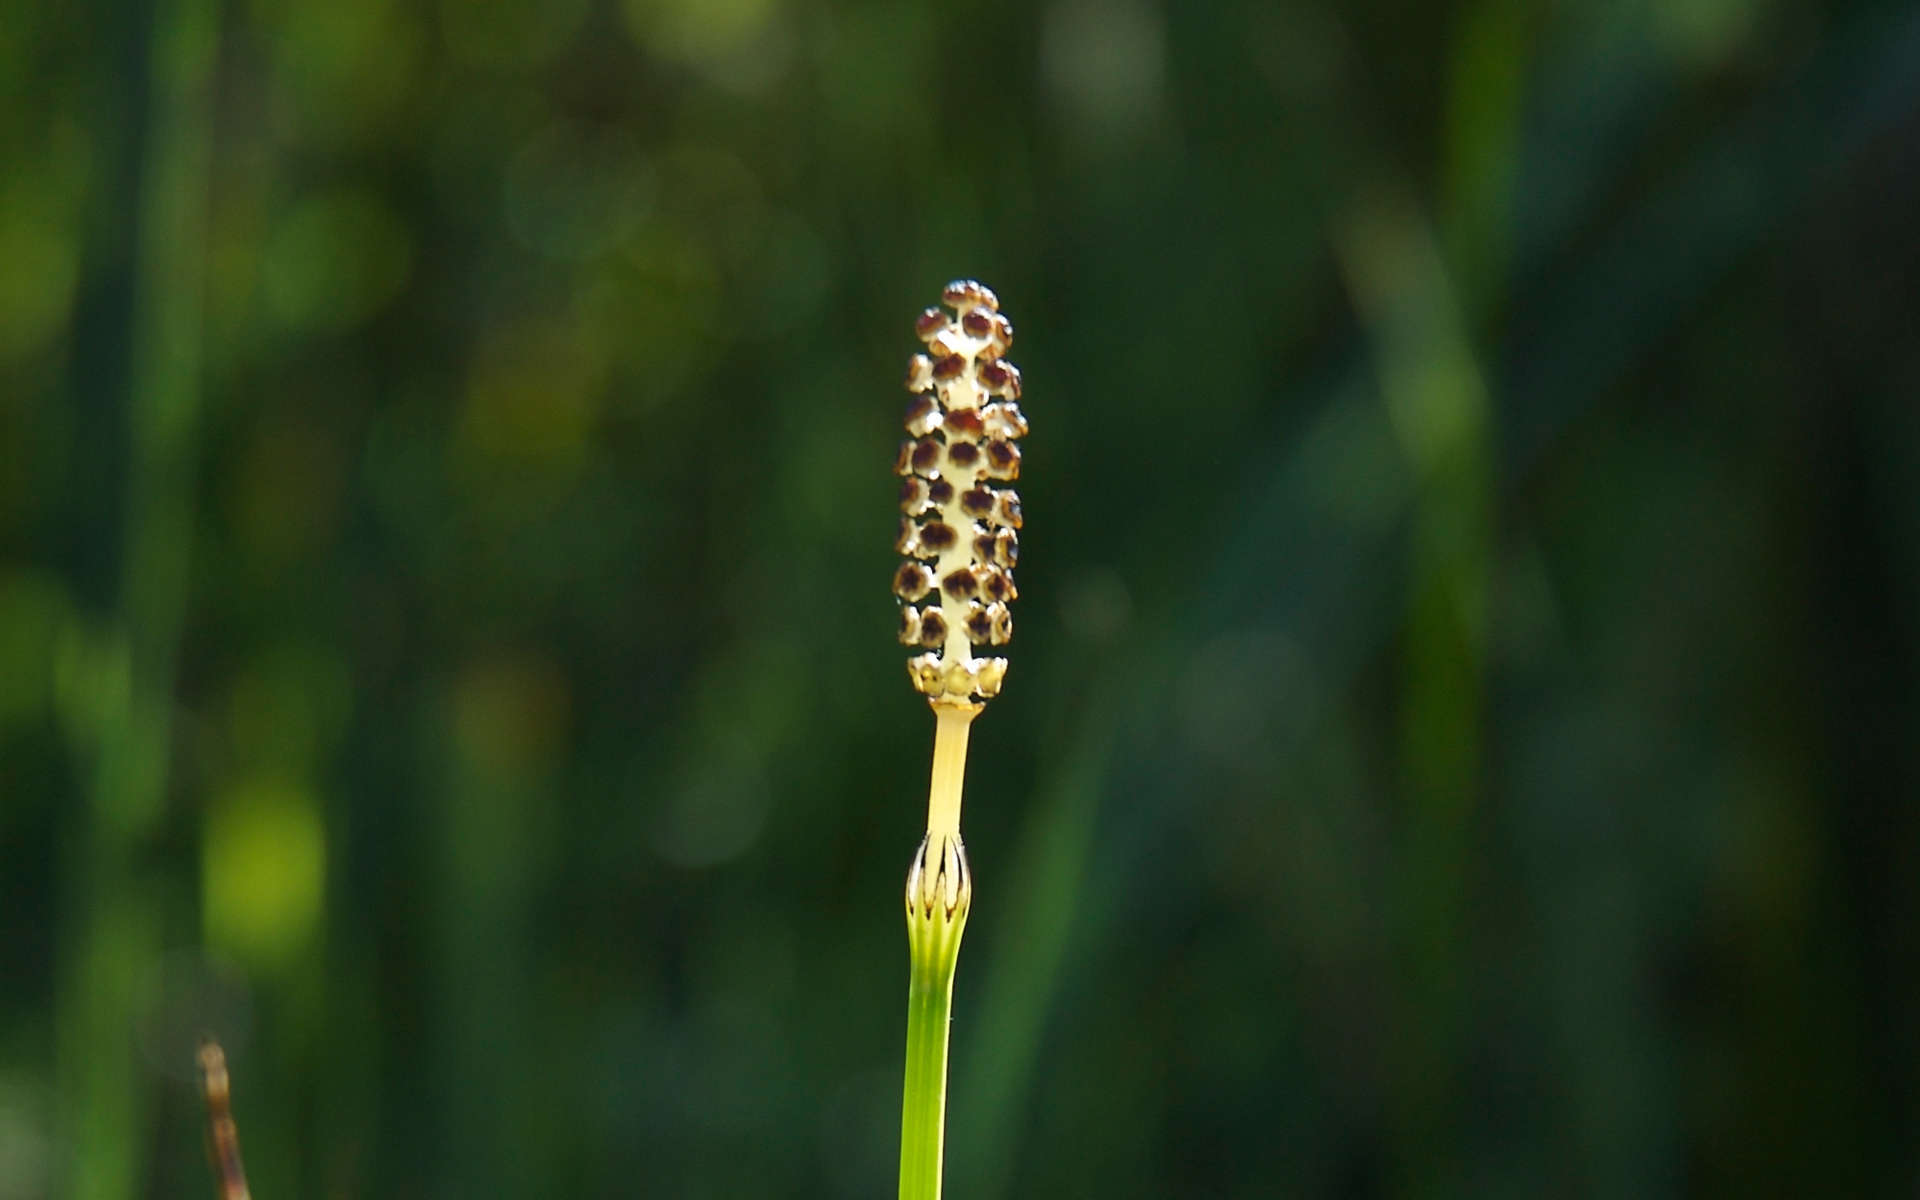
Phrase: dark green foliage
[{"left": 0, "top": 0, "right": 1916, "bottom": 1195}]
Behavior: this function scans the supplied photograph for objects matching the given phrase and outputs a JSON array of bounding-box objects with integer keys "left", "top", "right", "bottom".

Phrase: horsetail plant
[{"left": 891, "top": 280, "right": 1026, "bottom": 1200}]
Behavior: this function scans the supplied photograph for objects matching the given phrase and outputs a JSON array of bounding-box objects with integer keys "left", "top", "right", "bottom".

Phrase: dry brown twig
[{"left": 197, "top": 1039, "right": 252, "bottom": 1200}]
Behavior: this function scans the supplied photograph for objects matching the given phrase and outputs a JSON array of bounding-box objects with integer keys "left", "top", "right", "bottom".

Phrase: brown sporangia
[
  {"left": 917, "top": 520, "right": 959, "bottom": 553},
  {"left": 983, "top": 439, "right": 1020, "bottom": 479},
  {"left": 943, "top": 279, "right": 998, "bottom": 310},
  {"left": 980, "top": 567, "right": 1016, "bottom": 603},
  {"left": 892, "top": 281, "right": 1025, "bottom": 704},
  {"left": 964, "top": 603, "right": 993, "bottom": 644},
  {"left": 978, "top": 360, "right": 1022, "bottom": 399},
  {"left": 904, "top": 391, "right": 941, "bottom": 436},
  {"left": 894, "top": 562, "right": 934, "bottom": 602},
  {"left": 918, "top": 607, "right": 949, "bottom": 648},
  {"left": 987, "top": 603, "right": 1013, "bottom": 645},
  {"left": 941, "top": 568, "right": 981, "bottom": 600},
  {"left": 982, "top": 402, "right": 1028, "bottom": 439},
  {"left": 943, "top": 408, "right": 985, "bottom": 441},
  {"left": 991, "top": 529, "right": 1018, "bottom": 568}
]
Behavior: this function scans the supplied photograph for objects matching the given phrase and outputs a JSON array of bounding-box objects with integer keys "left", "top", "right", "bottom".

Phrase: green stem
[
  {"left": 901, "top": 946, "right": 958, "bottom": 1198},
  {"left": 900, "top": 833, "right": 970, "bottom": 1200}
]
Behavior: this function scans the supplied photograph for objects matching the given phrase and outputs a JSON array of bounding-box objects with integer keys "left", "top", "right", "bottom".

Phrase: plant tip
[{"left": 892, "top": 281, "right": 1027, "bottom": 707}]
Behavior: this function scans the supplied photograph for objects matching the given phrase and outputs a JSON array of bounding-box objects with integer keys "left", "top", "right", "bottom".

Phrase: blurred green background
[{"left": 3, "top": 0, "right": 1918, "bottom": 1194}]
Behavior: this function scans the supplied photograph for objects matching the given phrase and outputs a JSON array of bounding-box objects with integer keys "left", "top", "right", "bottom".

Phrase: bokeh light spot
[
  {"left": 649, "top": 752, "right": 769, "bottom": 869},
  {"left": 455, "top": 319, "right": 606, "bottom": 487},
  {"left": 226, "top": 644, "right": 354, "bottom": 775},
  {"left": 260, "top": 188, "right": 413, "bottom": 331},
  {"left": 452, "top": 655, "right": 572, "bottom": 776},
  {"left": 202, "top": 780, "right": 327, "bottom": 970},
  {"left": 620, "top": 0, "right": 790, "bottom": 90},
  {"left": 226, "top": 424, "right": 345, "bottom": 562},
  {"left": 1176, "top": 631, "right": 1317, "bottom": 766},
  {"left": 503, "top": 123, "right": 653, "bottom": 261},
  {"left": 1056, "top": 567, "right": 1135, "bottom": 644},
  {"left": 1042, "top": 0, "right": 1167, "bottom": 138},
  {"left": 258, "top": 0, "right": 421, "bottom": 146},
  {"left": 1656, "top": 0, "right": 1764, "bottom": 66}
]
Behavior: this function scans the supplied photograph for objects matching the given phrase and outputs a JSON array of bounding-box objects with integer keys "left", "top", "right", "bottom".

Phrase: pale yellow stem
[{"left": 925, "top": 701, "right": 981, "bottom": 838}]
